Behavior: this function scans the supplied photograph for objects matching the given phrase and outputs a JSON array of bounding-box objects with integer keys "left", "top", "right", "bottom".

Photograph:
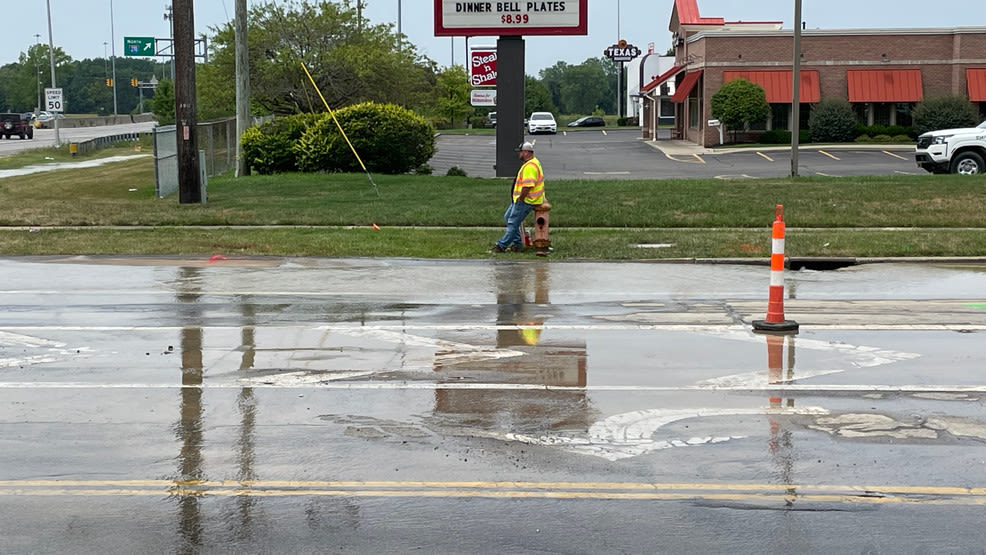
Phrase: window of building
[
  {"left": 894, "top": 103, "right": 913, "bottom": 127},
  {"left": 873, "top": 103, "right": 893, "bottom": 126},
  {"left": 748, "top": 111, "right": 768, "bottom": 131},
  {"left": 688, "top": 97, "right": 700, "bottom": 128},
  {"left": 798, "top": 104, "right": 811, "bottom": 131},
  {"left": 853, "top": 103, "right": 868, "bottom": 125},
  {"left": 771, "top": 104, "right": 789, "bottom": 131}
]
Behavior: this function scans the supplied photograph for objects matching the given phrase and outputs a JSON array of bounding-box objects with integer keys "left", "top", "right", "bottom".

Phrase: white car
[
  {"left": 527, "top": 112, "right": 557, "bottom": 135},
  {"left": 914, "top": 120, "right": 986, "bottom": 174}
]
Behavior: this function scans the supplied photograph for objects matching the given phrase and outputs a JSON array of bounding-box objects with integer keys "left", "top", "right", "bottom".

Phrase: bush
[
  {"left": 445, "top": 166, "right": 467, "bottom": 177},
  {"left": 857, "top": 124, "right": 915, "bottom": 140},
  {"left": 757, "top": 129, "right": 810, "bottom": 144},
  {"left": 295, "top": 102, "right": 435, "bottom": 175},
  {"left": 911, "top": 95, "right": 981, "bottom": 135},
  {"left": 758, "top": 129, "right": 790, "bottom": 144},
  {"left": 240, "top": 113, "right": 321, "bottom": 175},
  {"left": 468, "top": 116, "right": 486, "bottom": 129},
  {"left": 808, "top": 98, "right": 858, "bottom": 142}
]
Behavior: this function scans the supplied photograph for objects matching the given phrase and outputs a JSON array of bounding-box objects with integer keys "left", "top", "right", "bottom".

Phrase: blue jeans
[{"left": 496, "top": 202, "right": 534, "bottom": 249}]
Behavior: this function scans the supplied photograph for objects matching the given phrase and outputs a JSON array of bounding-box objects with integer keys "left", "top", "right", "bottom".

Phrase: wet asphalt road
[{"left": 2, "top": 256, "right": 986, "bottom": 553}]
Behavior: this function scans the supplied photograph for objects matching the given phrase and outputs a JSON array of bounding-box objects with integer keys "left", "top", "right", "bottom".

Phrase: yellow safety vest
[{"left": 512, "top": 157, "right": 545, "bottom": 205}]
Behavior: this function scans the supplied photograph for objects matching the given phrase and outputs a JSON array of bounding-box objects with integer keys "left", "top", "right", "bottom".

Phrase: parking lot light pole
[
  {"left": 35, "top": 34, "right": 41, "bottom": 112},
  {"left": 110, "top": 0, "right": 118, "bottom": 115}
]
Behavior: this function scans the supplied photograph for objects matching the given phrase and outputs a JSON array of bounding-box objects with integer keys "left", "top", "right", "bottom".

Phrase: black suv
[{"left": 0, "top": 113, "right": 34, "bottom": 140}]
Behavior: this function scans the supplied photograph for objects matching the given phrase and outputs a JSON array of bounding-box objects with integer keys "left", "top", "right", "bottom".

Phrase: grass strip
[
  {"left": 2, "top": 227, "right": 985, "bottom": 259},
  {"left": 1, "top": 151, "right": 985, "bottom": 259}
]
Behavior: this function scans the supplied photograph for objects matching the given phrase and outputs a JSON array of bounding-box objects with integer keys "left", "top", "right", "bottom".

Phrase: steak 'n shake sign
[
  {"left": 470, "top": 47, "right": 498, "bottom": 86},
  {"left": 434, "top": 1, "right": 588, "bottom": 36}
]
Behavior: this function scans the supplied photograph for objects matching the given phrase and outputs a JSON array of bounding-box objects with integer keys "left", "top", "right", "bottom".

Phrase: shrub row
[{"left": 241, "top": 102, "right": 435, "bottom": 175}]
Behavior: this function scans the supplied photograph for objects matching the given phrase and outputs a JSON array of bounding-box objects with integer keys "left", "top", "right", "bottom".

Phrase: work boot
[{"left": 490, "top": 244, "right": 506, "bottom": 253}]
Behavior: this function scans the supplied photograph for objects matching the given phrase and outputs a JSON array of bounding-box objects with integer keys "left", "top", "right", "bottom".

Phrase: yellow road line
[
  {"left": 3, "top": 479, "right": 986, "bottom": 504},
  {"left": 757, "top": 152, "right": 774, "bottom": 162},
  {"left": 818, "top": 150, "right": 840, "bottom": 160},
  {"left": 883, "top": 150, "right": 908, "bottom": 160}
]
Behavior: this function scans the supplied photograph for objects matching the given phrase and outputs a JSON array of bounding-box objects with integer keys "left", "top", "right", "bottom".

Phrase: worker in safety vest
[{"left": 491, "top": 141, "right": 547, "bottom": 252}]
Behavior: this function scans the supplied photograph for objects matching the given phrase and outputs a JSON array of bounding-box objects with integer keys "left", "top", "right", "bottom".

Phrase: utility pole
[
  {"left": 235, "top": 0, "right": 251, "bottom": 177},
  {"left": 790, "top": 0, "right": 802, "bottom": 177},
  {"left": 173, "top": 0, "right": 202, "bottom": 203}
]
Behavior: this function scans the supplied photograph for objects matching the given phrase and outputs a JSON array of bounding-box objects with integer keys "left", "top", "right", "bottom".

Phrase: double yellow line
[{"left": 3, "top": 479, "right": 985, "bottom": 505}]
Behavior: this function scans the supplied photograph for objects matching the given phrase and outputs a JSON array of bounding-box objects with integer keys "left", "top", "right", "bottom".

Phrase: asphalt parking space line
[
  {"left": 883, "top": 150, "right": 908, "bottom": 160},
  {"left": 757, "top": 152, "right": 774, "bottom": 162},
  {"left": 818, "top": 150, "right": 840, "bottom": 160},
  {"left": 3, "top": 479, "right": 985, "bottom": 505}
]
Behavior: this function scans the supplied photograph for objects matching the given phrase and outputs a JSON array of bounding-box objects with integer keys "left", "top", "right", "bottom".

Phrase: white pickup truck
[{"left": 914, "top": 120, "right": 986, "bottom": 174}]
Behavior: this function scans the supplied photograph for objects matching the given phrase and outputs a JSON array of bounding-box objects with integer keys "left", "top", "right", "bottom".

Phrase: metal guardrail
[{"left": 71, "top": 133, "right": 146, "bottom": 156}]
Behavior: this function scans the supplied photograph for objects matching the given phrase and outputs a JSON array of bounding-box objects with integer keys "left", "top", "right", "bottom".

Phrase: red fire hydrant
[{"left": 533, "top": 202, "right": 551, "bottom": 257}]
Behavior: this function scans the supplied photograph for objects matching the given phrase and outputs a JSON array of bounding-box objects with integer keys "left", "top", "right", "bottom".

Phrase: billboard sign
[
  {"left": 434, "top": 1, "right": 588, "bottom": 37},
  {"left": 470, "top": 47, "right": 497, "bottom": 87}
]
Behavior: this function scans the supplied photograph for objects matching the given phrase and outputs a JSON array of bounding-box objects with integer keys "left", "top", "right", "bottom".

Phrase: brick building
[{"left": 641, "top": 0, "right": 986, "bottom": 147}]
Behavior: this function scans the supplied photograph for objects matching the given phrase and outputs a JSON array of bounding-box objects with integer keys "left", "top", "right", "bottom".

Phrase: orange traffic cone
[{"left": 753, "top": 205, "right": 798, "bottom": 332}]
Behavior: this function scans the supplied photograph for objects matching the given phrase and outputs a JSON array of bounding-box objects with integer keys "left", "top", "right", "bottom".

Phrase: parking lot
[{"left": 429, "top": 128, "right": 918, "bottom": 180}]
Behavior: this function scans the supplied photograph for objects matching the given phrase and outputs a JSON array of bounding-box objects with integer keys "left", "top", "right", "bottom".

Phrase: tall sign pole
[
  {"left": 173, "top": 0, "right": 202, "bottom": 203},
  {"left": 604, "top": 40, "right": 641, "bottom": 119},
  {"left": 44, "top": 0, "right": 60, "bottom": 147},
  {"left": 434, "top": 0, "right": 588, "bottom": 178}
]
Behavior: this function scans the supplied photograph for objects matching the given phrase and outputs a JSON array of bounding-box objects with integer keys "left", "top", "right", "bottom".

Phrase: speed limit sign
[{"left": 44, "top": 88, "right": 64, "bottom": 112}]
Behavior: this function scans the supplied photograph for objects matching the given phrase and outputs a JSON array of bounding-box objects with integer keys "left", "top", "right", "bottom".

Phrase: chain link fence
[{"left": 152, "top": 118, "right": 236, "bottom": 199}]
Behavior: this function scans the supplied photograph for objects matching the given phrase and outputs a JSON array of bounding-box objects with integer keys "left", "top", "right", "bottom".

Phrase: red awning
[
  {"left": 670, "top": 71, "right": 703, "bottom": 103},
  {"left": 847, "top": 69, "right": 923, "bottom": 102},
  {"left": 722, "top": 70, "right": 820, "bottom": 103},
  {"left": 642, "top": 65, "right": 685, "bottom": 94},
  {"left": 968, "top": 68, "right": 986, "bottom": 102}
]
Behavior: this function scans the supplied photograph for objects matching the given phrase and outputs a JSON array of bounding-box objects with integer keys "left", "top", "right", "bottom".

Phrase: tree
[
  {"left": 911, "top": 95, "right": 980, "bottom": 135},
  {"left": 434, "top": 65, "right": 472, "bottom": 128},
  {"left": 524, "top": 75, "right": 556, "bottom": 115},
  {"left": 710, "top": 78, "right": 769, "bottom": 142},
  {"left": 539, "top": 61, "right": 568, "bottom": 112},
  {"left": 559, "top": 58, "right": 615, "bottom": 115},
  {"left": 149, "top": 78, "right": 176, "bottom": 125},
  {"left": 0, "top": 43, "right": 72, "bottom": 112},
  {"left": 200, "top": 0, "right": 438, "bottom": 117},
  {"left": 539, "top": 57, "right": 616, "bottom": 115}
]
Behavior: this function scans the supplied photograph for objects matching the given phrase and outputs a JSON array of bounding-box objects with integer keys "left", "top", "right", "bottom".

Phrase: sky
[{"left": 5, "top": 0, "right": 985, "bottom": 75}]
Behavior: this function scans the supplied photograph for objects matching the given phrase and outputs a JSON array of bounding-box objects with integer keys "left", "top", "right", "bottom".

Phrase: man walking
[{"left": 492, "top": 142, "right": 546, "bottom": 253}]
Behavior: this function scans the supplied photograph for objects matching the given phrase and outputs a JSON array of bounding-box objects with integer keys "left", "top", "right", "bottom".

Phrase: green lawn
[{"left": 1, "top": 146, "right": 984, "bottom": 259}]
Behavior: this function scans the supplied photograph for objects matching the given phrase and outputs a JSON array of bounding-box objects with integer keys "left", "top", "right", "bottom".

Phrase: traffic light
[
  {"left": 131, "top": 78, "right": 138, "bottom": 87},
  {"left": 105, "top": 78, "right": 112, "bottom": 87}
]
